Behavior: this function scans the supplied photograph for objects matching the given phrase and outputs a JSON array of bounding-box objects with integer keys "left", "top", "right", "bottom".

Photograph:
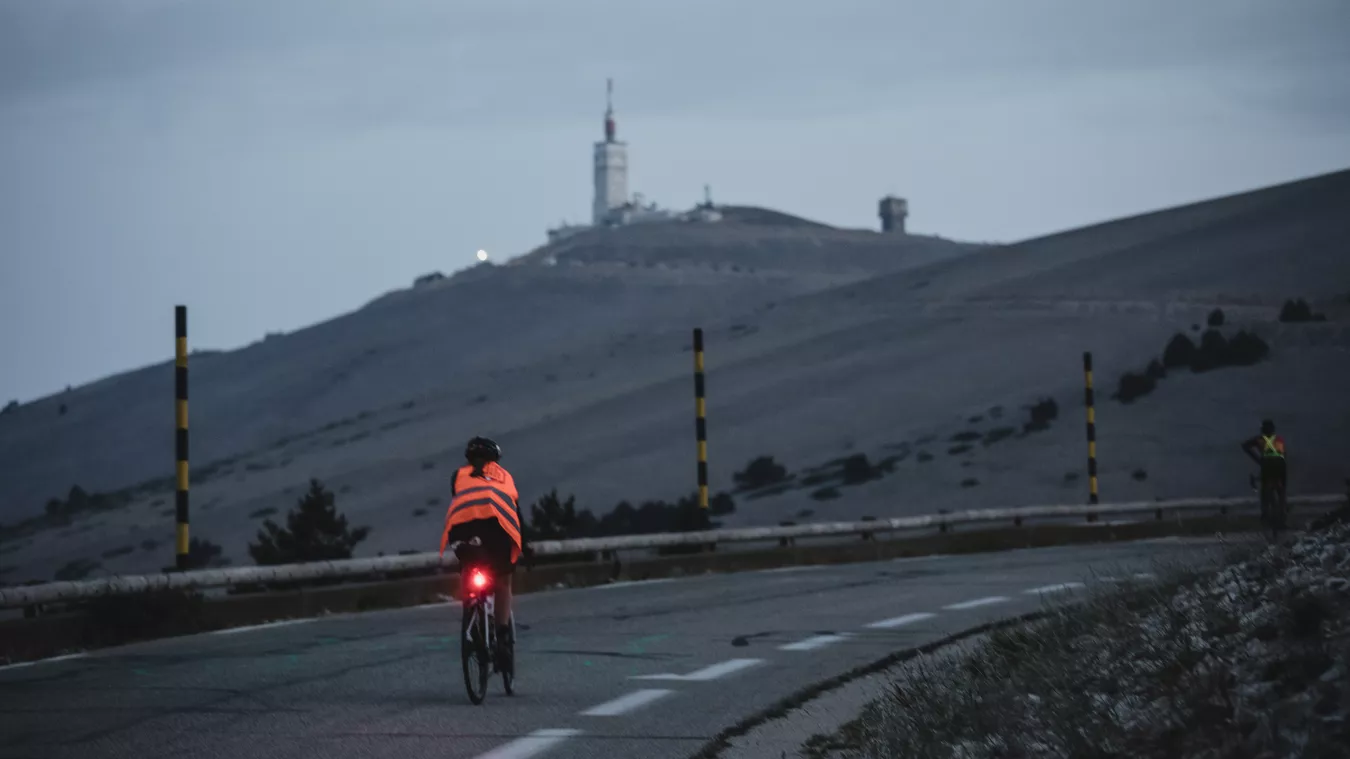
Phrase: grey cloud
[{"left": 5, "top": 0, "right": 1348, "bottom": 128}]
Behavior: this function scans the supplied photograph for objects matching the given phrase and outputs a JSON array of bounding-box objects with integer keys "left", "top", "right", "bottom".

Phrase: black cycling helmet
[
  {"left": 1261, "top": 419, "right": 1275, "bottom": 435},
  {"left": 465, "top": 436, "right": 502, "bottom": 462}
]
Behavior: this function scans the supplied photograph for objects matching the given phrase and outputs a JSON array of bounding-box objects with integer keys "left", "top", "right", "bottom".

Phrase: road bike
[
  {"left": 449, "top": 538, "right": 515, "bottom": 705},
  {"left": 1250, "top": 473, "right": 1287, "bottom": 541}
]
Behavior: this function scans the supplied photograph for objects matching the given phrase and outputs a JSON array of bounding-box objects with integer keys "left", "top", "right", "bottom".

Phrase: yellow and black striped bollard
[
  {"left": 694, "top": 329, "right": 709, "bottom": 527},
  {"left": 1083, "top": 351, "right": 1099, "bottom": 516},
  {"left": 175, "top": 305, "right": 191, "bottom": 570}
]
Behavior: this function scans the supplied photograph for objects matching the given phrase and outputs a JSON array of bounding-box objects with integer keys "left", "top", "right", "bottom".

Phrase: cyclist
[
  {"left": 439, "top": 436, "right": 531, "bottom": 670},
  {"left": 1241, "top": 419, "right": 1288, "bottom": 529}
]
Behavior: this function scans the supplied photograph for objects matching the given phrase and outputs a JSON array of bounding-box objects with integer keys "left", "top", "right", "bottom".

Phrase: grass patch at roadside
[{"left": 825, "top": 516, "right": 1350, "bottom": 758}]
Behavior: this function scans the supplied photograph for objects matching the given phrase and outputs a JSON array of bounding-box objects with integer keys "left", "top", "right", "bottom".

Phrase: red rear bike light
[{"left": 470, "top": 570, "right": 489, "bottom": 590}]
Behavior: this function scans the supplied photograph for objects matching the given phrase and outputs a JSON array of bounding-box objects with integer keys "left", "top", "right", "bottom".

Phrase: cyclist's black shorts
[
  {"left": 1260, "top": 458, "right": 1287, "bottom": 490},
  {"left": 446, "top": 517, "right": 516, "bottom": 579}
]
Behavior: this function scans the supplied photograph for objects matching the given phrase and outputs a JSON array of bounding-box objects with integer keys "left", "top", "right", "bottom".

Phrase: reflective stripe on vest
[
  {"left": 1262, "top": 435, "right": 1285, "bottom": 458},
  {"left": 442, "top": 464, "right": 523, "bottom": 561}
]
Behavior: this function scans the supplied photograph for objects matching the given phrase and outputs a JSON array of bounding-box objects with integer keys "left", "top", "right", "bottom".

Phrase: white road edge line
[
  {"left": 472, "top": 729, "right": 583, "bottom": 759},
  {"left": 758, "top": 565, "right": 824, "bottom": 574},
  {"left": 779, "top": 633, "right": 851, "bottom": 652},
  {"left": 210, "top": 618, "right": 317, "bottom": 635},
  {"left": 580, "top": 689, "right": 674, "bottom": 716},
  {"left": 1024, "top": 582, "right": 1085, "bottom": 595},
  {"left": 865, "top": 612, "right": 936, "bottom": 630},
  {"left": 944, "top": 596, "right": 1009, "bottom": 611},
  {"left": 631, "top": 658, "right": 764, "bottom": 682},
  {"left": 0, "top": 652, "right": 88, "bottom": 672},
  {"left": 585, "top": 578, "right": 677, "bottom": 591}
]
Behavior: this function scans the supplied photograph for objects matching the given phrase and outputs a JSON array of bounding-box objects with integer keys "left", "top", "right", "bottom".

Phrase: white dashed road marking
[
  {"left": 778, "top": 633, "right": 851, "bottom": 651},
  {"left": 632, "top": 658, "right": 764, "bottom": 682},
  {"left": 944, "top": 596, "right": 1009, "bottom": 610},
  {"left": 865, "top": 612, "right": 936, "bottom": 630},
  {"left": 1024, "top": 582, "right": 1085, "bottom": 595},
  {"left": 472, "top": 729, "right": 582, "bottom": 759},
  {"left": 580, "top": 689, "right": 674, "bottom": 716}
]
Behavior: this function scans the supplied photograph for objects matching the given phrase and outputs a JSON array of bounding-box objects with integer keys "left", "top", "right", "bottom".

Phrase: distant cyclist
[
  {"left": 439, "top": 437, "right": 531, "bottom": 670},
  {"left": 1241, "top": 419, "right": 1288, "bottom": 528}
]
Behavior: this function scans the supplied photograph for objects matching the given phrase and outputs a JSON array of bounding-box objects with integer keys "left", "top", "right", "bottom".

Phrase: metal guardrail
[{"left": 0, "top": 493, "right": 1341, "bottom": 609}]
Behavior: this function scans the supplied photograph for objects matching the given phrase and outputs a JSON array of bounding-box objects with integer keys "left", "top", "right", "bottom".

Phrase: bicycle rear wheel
[{"left": 461, "top": 600, "right": 490, "bottom": 705}]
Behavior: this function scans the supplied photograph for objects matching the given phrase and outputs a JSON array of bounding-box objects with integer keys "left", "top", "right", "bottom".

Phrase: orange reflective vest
[
  {"left": 1262, "top": 435, "right": 1286, "bottom": 458},
  {"left": 439, "top": 462, "right": 523, "bottom": 562}
]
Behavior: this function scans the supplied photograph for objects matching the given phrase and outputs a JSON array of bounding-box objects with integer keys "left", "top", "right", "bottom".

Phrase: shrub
[
  {"left": 710, "top": 492, "right": 736, "bottom": 516},
  {"left": 948, "top": 444, "right": 973, "bottom": 456},
  {"left": 412, "top": 508, "right": 427, "bottom": 517},
  {"left": 1207, "top": 308, "right": 1225, "bottom": 327},
  {"left": 55, "top": 558, "right": 101, "bottom": 581},
  {"left": 184, "top": 538, "right": 230, "bottom": 569},
  {"left": 248, "top": 479, "right": 371, "bottom": 565},
  {"left": 983, "top": 427, "right": 1016, "bottom": 446},
  {"left": 917, "top": 452, "right": 934, "bottom": 463},
  {"left": 960, "top": 478, "right": 979, "bottom": 488},
  {"left": 1145, "top": 359, "right": 1166, "bottom": 380},
  {"left": 101, "top": 545, "right": 134, "bottom": 559},
  {"left": 1226, "top": 330, "right": 1270, "bottom": 366},
  {"left": 1115, "top": 371, "right": 1156, "bottom": 403},
  {"left": 248, "top": 507, "right": 278, "bottom": 519},
  {"left": 840, "top": 454, "right": 883, "bottom": 485},
  {"left": 1023, "top": 398, "right": 1059, "bottom": 433},
  {"left": 1, "top": 400, "right": 16, "bottom": 415},
  {"left": 1279, "top": 298, "right": 1314, "bottom": 322},
  {"left": 812, "top": 487, "right": 841, "bottom": 501},
  {"left": 1162, "top": 333, "right": 1197, "bottom": 369},
  {"left": 733, "top": 455, "right": 790, "bottom": 491},
  {"left": 527, "top": 490, "right": 598, "bottom": 540},
  {"left": 950, "top": 431, "right": 981, "bottom": 443},
  {"left": 1132, "top": 469, "right": 1148, "bottom": 481},
  {"left": 1191, "top": 329, "right": 1229, "bottom": 372}
]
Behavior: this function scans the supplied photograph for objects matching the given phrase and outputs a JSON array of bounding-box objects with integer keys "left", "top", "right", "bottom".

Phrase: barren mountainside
[{"left": 1, "top": 170, "right": 1348, "bottom": 583}]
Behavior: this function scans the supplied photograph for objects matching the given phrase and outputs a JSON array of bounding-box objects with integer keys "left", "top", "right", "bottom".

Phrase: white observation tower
[{"left": 592, "top": 78, "right": 629, "bottom": 225}]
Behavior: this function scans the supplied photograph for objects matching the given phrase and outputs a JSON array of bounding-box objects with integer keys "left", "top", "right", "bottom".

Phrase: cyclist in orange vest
[
  {"left": 1242, "top": 419, "right": 1287, "bottom": 518},
  {"left": 440, "top": 436, "right": 531, "bottom": 669}
]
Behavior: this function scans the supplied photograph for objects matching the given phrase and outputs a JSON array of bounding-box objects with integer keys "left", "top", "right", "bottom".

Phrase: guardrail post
[
  {"left": 175, "top": 305, "right": 191, "bottom": 571},
  {"left": 1013, "top": 515, "right": 1023, "bottom": 528},
  {"left": 779, "top": 521, "right": 795, "bottom": 547},
  {"left": 1083, "top": 351, "right": 1099, "bottom": 522},
  {"left": 860, "top": 515, "right": 875, "bottom": 541},
  {"left": 694, "top": 329, "right": 709, "bottom": 513},
  {"left": 1155, "top": 507, "right": 1163, "bottom": 521}
]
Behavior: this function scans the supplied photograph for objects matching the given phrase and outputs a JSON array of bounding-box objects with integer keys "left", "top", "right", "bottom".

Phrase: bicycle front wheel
[{"left": 461, "top": 600, "right": 490, "bottom": 705}]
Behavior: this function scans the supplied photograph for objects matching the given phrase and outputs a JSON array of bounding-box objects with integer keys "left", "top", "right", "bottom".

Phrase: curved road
[{"left": 1, "top": 538, "right": 1224, "bottom": 759}]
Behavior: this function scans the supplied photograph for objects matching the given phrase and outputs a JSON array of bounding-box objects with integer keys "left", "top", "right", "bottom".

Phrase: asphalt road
[{"left": 0, "top": 538, "right": 1229, "bottom": 759}]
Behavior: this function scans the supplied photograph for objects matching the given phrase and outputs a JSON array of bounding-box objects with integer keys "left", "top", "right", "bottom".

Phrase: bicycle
[
  {"left": 449, "top": 537, "right": 515, "bottom": 705},
  {"left": 1249, "top": 473, "right": 1287, "bottom": 541}
]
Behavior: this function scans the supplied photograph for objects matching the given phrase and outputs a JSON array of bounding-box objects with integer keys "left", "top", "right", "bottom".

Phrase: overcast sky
[{"left": 3, "top": 0, "right": 1349, "bottom": 403}]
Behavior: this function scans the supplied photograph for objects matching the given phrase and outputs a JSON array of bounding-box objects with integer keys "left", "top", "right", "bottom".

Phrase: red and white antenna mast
[{"left": 604, "top": 77, "right": 616, "bottom": 142}]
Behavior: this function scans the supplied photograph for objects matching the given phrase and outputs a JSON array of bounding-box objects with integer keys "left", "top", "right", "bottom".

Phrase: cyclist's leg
[{"left": 484, "top": 524, "right": 515, "bottom": 630}]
